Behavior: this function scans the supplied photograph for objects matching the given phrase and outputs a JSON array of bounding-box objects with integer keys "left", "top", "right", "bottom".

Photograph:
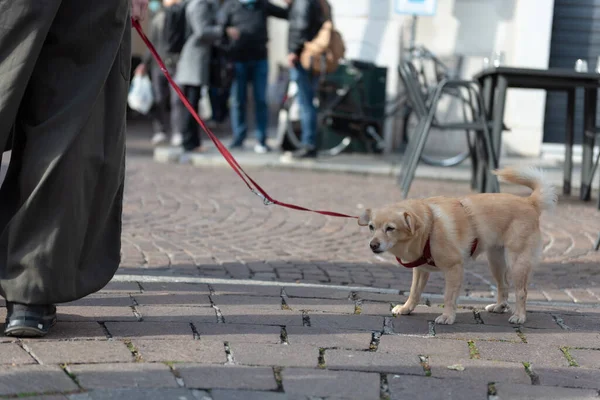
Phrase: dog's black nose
[{"left": 370, "top": 242, "right": 380, "bottom": 251}]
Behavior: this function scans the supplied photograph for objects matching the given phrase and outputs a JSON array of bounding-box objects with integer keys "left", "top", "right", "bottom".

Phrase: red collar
[{"left": 396, "top": 238, "right": 478, "bottom": 269}]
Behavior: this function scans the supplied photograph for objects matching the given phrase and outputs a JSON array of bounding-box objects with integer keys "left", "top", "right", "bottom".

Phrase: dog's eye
[
  {"left": 386, "top": 226, "right": 395, "bottom": 232},
  {"left": 368, "top": 225, "right": 374, "bottom": 231}
]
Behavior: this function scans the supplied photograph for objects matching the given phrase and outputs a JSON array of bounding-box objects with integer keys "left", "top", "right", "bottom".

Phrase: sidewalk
[
  {"left": 1, "top": 280, "right": 599, "bottom": 399},
  {"left": 153, "top": 134, "right": 589, "bottom": 192},
  {"left": 1, "top": 123, "right": 600, "bottom": 399}
]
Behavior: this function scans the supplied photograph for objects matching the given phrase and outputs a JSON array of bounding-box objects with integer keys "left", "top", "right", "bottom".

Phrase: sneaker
[
  {"left": 151, "top": 132, "right": 168, "bottom": 146},
  {"left": 171, "top": 132, "right": 183, "bottom": 147},
  {"left": 291, "top": 147, "right": 318, "bottom": 159},
  {"left": 4, "top": 302, "right": 57, "bottom": 338},
  {"left": 254, "top": 144, "right": 271, "bottom": 154}
]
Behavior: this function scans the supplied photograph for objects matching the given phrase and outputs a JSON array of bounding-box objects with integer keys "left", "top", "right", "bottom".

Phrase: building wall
[{"left": 267, "top": 0, "right": 555, "bottom": 157}]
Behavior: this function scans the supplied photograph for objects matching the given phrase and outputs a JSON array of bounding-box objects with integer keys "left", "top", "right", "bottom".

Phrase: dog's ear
[
  {"left": 402, "top": 211, "right": 421, "bottom": 235},
  {"left": 358, "top": 209, "right": 371, "bottom": 226}
]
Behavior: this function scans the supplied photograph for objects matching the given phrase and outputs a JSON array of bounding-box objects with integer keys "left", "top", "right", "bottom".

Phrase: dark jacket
[
  {"left": 287, "top": 0, "right": 325, "bottom": 56},
  {"left": 220, "top": 0, "right": 288, "bottom": 62}
]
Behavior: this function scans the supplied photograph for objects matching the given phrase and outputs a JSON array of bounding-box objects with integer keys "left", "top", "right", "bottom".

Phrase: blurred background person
[
  {"left": 175, "top": 0, "right": 231, "bottom": 154},
  {"left": 135, "top": 0, "right": 184, "bottom": 147},
  {"left": 220, "top": 0, "right": 289, "bottom": 154}
]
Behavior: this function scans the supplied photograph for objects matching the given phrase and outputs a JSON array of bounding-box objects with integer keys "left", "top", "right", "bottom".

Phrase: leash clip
[{"left": 251, "top": 189, "right": 274, "bottom": 206}]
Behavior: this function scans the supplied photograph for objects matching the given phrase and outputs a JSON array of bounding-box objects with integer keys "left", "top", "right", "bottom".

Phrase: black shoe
[
  {"left": 4, "top": 302, "right": 57, "bottom": 338},
  {"left": 291, "top": 148, "right": 318, "bottom": 159}
]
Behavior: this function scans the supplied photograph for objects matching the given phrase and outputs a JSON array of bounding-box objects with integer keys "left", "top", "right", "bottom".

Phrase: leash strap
[{"left": 132, "top": 18, "right": 356, "bottom": 219}]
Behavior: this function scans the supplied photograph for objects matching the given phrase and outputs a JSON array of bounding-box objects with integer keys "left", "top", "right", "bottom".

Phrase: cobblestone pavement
[
  {"left": 0, "top": 282, "right": 599, "bottom": 399},
  {"left": 1, "top": 123, "right": 600, "bottom": 399},
  {"left": 117, "top": 123, "right": 600, "bottom": 304}
]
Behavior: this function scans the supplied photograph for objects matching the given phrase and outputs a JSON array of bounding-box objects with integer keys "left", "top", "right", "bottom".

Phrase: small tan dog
[{"left": 358, "top": 167, "right": 557, "bottom": 325}]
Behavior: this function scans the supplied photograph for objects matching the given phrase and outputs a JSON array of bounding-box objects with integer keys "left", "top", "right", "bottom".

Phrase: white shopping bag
[{"left": 127, "top": 74, "right": 154, "bottom": 114}]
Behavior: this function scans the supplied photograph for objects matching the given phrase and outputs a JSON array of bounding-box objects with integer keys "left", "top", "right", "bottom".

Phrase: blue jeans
[
  {"left": 230, "top": 59, "right": 269, "bottom": 146},
  {"left": 290, "top": 64, "right": 319, "bottom": 148}
]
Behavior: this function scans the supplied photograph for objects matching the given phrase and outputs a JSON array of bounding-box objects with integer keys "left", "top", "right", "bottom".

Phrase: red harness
[{"left": 396, "top": 238, "right": 479, "bottom": 269}]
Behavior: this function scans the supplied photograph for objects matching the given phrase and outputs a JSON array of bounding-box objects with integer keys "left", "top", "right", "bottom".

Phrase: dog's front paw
[
  {"left": 508, "top": 313, "right": 526, "bottom": 324},
  {"left": 391, "top": 304, "right": 413, "bottom": 316},
  {"left": 485, "top": 302, "right": 510, "bottom": 313},
  {"left": 434, "top": 313, "right": 456, "bottom": 325}
]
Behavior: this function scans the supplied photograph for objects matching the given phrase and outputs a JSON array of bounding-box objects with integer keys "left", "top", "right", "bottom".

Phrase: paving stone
[
  {"left": 358, "top": 301, "right": 395, "bottom": 316},
  {"left": 308, "top": 314, "right": 383, "bottom": 331},
  {"left": 521, "top": 329, "right": 600, "bottom": 349},
  {"left": 282, "top": 368, "right": 380, "bottom": 399},
  {"left": 476, "top": 341, "right": 569, "bottom": 367},
  {"left": 218, "top": 307, "right": 303, "bottom": 326},
  {"left": 354, "top": 291, "right": 406, "bottom": 303},
  {"left": 99, "top": 282, "right": 143, "bottom": 294},
  {"left": 132, "top": 339, "right": 226, "bottom": 363},
  {"left": 570, "top": 349, "right": 600, "bottom": 369},
  {"left": 210, "top": 390, "right": 290, "bottom": 400},
  {"left": 479, "top": 310, "right": 560, "bottom": 329},
  {"left": 59, "top": 305, "right": 136, "bottom": 322},
  {"left": 428, "top": 358, "right": 531, "bottom": 384},
  {"left": 0, "top": 343, "right": 35, "bottom": 365},
  {"left": 387, "top": 375, "right": 487, "bottom": 400},
  {"left": 196, "top": 323, "right": 281, "bottom": 344},
  {"left": 434, "top": 323, "right": 521, "bottom": 342},
  {"left": 284, "top": 297, "right": 355, "bottom": 314},
  {"left": 560, "top": 314, "right": 600, "bottom": 331},
  {"left": 137, "top": 305, "right": 217, "bottom": 323},
  {"left": 230, "top": 344, "right": 317, "bottom": 367},
  {"left": 494, "top": 383, "right": 600, "bottom": 399},
  {"left": 0, "top": 365, "right": 79, "bottom": 395},
  {"left": 132, "top": 293, "right": 211, "bottom": 306},
  {"left": 326, "top": 349, "right": 424, "bottom": 375},
  {"left": 283, "top": 286, "right": 350, "bottom": 299},
  {"left": 140, "top": 282, "right": 211, "bottom": 293},
  {"left": 25, "top": 340, "right": 132, "bottom": 364},
  {"left": 104, "top": 322, "right": 194, "bottom": 340},
  {"left": 35, "top": 322, "right": 109, "bottom": 340},
  {"left": 536, "top": 367, "right": 600, "bottom": 390},
  {"left": 210, "top": 284, "right": 281, "bottom": 297},
  {"left": 69, "top": 388, "right": 199, "bottom": 400},
  {"left": 378, "top": 336, "right": 471, "bottom": 359},
  {"left": 210, "top": 295, "right": 282, "bottom": 307},
  {"left": 69, "top": 363, "right": 179, "bottom": 389},
  {"left": 177, "top": 365, "right": 277, "bottom": 390},
  {"left": 399, "top": 305, "right": 478, "bottom": 325},
  {"left": 285, "top": 326, "right": 372, "bottom": 349},
  {"left": 390, "top": 316, "right": 431, "bottom": 335}
]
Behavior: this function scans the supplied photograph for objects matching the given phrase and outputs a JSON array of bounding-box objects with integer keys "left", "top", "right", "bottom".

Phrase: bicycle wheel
[{"left": 402, "top": 107, "right": 472, "bottom": 167}]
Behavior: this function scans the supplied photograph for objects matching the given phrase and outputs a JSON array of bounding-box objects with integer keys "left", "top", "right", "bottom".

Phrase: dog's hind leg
[
  {"left": 392, "top": 268, "right": 430, "bottom": 316},
  {"left": 485, "top": 247, "right": 510, "bottom": 314},
  {"left": 506, "top": 236, "right": 541, "bottom": 324}
]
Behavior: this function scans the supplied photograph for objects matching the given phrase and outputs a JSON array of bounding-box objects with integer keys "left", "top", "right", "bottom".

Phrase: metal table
[{"left": 474, "top": 67, "right": 600, "bottom": 199}]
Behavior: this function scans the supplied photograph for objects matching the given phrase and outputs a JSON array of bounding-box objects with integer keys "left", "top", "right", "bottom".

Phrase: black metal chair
[{"left": 397, "top": 60, "right": 500, "bottom": 199}]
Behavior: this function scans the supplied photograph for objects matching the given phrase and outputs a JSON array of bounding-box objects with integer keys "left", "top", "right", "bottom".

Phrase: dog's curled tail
[{"left": 493, "top": 166, "right": 557, "bottom": 213}]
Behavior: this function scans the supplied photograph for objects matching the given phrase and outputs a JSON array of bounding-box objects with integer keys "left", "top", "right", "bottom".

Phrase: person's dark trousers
[
  {"left": 150, "top": 64, "right": 180, "bottom": 134},
  {"left": 209, "top": 86, "right": 230, "bottom": 123},
  {"left": 290, "top": 63, "right": 319, "bottom": 149},
  {"left": 0, "top": 0, "right": 129, "bottom": 304},
  {"left": 230, "top": 59, "right": 269, "bottom": 146},
  {"left": 178, "top": 85, "right": 202, "bottom": 151}
]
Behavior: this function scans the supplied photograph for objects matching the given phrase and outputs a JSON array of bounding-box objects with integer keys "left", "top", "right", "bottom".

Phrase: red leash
[{"left": 132, "top": 19, "right": 356, "bottom": 219}]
